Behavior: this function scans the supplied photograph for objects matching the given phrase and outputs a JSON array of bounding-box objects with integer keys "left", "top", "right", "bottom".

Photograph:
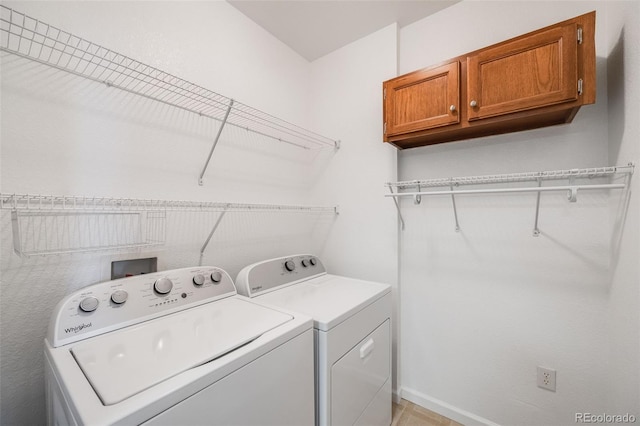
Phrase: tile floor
[{"left": 392, "top": 399, "right": 463, "bottom": 426}]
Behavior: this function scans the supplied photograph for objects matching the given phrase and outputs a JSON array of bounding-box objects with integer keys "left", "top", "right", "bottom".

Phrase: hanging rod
[
  {"left": 387, "top": 165, "right": 635, "bottom": 190},
  {"left": 0, "top": 5, "right": 339, "bottom": 154},
  {"left": 385, "top": 164, "right": 634, "bottom": 236},
  {"left": 386, "top": 183, "right": 627, "bottom": 199},
  {"left": 0, "top": 193, "right": 339, "bottom": 214}
]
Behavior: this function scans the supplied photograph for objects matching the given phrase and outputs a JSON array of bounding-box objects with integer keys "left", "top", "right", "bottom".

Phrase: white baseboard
[
  {"left": 401, "top": 387, "right": 500, "bottom": 426},
  {"left": 392, "top": 388, "right": 402, "bottom": 404}
]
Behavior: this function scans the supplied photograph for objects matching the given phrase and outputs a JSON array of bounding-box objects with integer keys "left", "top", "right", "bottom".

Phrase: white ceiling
[{"left": 227, "top": 0, "right": 459, "bottom": 61}]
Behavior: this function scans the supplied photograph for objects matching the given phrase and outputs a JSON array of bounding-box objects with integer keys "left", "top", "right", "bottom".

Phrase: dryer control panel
[
  {"left": 235, "top": 254, "right": 326, "bottom": 298},
  {"left": 47, "top": 267, "right": 236, "bottom": 347}
]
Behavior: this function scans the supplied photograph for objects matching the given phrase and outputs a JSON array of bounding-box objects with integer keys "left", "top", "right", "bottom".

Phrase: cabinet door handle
[
  {"left": 360, "top": 338, "right": 375, "bottom": 359},
  {"left": 449, "top": 105, "right": 456, "bottom": 112},
  {"left": 470, "top": 100, "right": 478, "bottom": 107}
]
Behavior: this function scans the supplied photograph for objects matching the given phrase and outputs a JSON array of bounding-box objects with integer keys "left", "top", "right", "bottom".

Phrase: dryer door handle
[{"left": 359, "top": 338, "right": 375, "bottom": 359}]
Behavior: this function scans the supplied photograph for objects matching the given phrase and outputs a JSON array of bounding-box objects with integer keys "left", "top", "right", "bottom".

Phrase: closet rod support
[
  {"left": 450, "top": 184, "right": 460, "bottom": 232},
  {"left": 533, "top": 177, "right": 542, "bottom": 237},
  {"left": 567, "top": 176, "right": 578, "bottom": 202},
  {"left": 198, "top": 99, "right": 234, "bottom": 186},
  {"left": 388, "top": 187, "right": 405, "bottom": 230},
  {"left": 199, "top": 205, "right": 229, "bottom": 266}
]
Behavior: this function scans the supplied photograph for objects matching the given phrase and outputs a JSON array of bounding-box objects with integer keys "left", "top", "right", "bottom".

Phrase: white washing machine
[
  {"left": 44, "top": 266, "right": 314, "bottom": 426},
  {"left": 236, "top": 255, "right": 392, "bottom": 426}
]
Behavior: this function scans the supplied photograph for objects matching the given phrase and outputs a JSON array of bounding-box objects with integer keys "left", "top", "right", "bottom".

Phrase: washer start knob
[
  {"left": 79, "top": 296, "right": 99, "bottom": 313},
  {"left": 154, "top": 277, "right": 173, "bottom": 295},
  {"left": 284, "top": 260, "right": 296, "bottom": 272},
  {"left": 211, "top": 271, "right": 222, "bottom": 283},
  {"left": 111, "top": 290, "right": 128, "bottom": 304}
]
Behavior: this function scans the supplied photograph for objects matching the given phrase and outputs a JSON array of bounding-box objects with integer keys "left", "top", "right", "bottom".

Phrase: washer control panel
[
  {"left": 235, "top": 254, "right": 326, "bottom": 298},
  {"left": 48, "top": 266, "right": 236, "bottom": 347}
]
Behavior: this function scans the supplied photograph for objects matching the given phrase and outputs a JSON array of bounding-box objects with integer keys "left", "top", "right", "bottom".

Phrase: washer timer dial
[
  {"left": 193, "top": 274, "right": 205, "bottom": 286},
  {"left": 153, "top": 277, "right": 173, "bottom": 295},
  {"left": 79, "top": 296, "right": 99, "bottom": 313}
]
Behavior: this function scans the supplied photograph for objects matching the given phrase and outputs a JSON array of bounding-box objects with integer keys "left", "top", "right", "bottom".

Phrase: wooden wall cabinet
[
  {"left": 385, "top": 61, "right": 460, "bottom": 136},
  {"left": 383, "top": 11, "right": 595, "bottom": 149}
]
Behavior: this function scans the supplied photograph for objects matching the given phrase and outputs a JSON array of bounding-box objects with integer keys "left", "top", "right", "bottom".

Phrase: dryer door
[{"left": 331, "top": 319, "right": 390, "bottom": 425}]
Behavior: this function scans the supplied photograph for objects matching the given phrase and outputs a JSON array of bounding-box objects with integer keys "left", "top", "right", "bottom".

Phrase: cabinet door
[
  {"left": 467, "top": 22, "right": 578, "bottom": 121},
  {"left": 384, "top": 61, "right": 459, "bottom": 137}
]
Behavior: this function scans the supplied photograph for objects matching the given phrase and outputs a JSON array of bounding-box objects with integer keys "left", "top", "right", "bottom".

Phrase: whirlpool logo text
[{"left": 65, "top": 323, "right": 92, "bottom": 334}]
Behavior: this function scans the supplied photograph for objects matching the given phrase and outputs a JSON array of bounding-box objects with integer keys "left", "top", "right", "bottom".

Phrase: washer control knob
[
  {"left": 301, "top": 259, "right": 309, "bottom": 267},
  {"left": 284, "top": 260, "right": 296, "bottom": 272},
  {"left": 79, "top": 296, "right": 99, "bottom": 313},
  {"left": 154, "top": 277, "right": 173, "bottom": 295},
  {"left": 110, "top": 290, "right": 128, "bottom": 304},
  {"left": 309, "top": 257, "right": 317, "bottom": 266},
  {"left": 193, "top": 274, "right": 205, "bottom": 286},
  {"left": 210, "top": 271, "right": 222, "bottom": 284}
]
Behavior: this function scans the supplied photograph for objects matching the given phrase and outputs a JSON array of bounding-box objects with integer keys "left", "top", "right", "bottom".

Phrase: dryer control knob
[
  {"left": 154, "top": 277, "right": 173, "bottom": 295},
  {"left": 284, "top": 260, "right": 296, "bottom": 272},
  {"left": 79, "top": 296, "right": 99, "bottom": 313},
  {"left": 110, "top": 290, "right": 128, "bottom": 304},
  {"left": 210, "top": 271, "right": 222, "bottom": 284},
  {"left": 301, "top": 259, "right": 309, "bottom": 267},
  {"left": 309, "top": 257, "right": 317, "bottom": 266},
  {"left": 193, "top": 274, "right": 205, "bottom": 286}
]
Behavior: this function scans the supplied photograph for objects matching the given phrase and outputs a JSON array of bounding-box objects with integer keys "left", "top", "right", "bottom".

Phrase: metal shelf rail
[
  {"left": 1, "top": 193, "right": 339, "bottom": 257},
  {"left": 0, "top": 5, "right": 340, "bottom": 186},
  {"left": 385, "top": 164, "right": 634, "bottom": 235}
]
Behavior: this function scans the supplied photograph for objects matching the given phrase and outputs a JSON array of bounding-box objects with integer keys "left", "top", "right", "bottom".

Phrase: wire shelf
[
  {"left": 0, "top": 5, "right": 338, "bottom": 151},
  {"left": 387, "top": 165, "right": 635, "bottom": 190},
  {"left": 2, "top": 193, "right": 338, "bottom": 256},
  {"left": 0, "top": 194, "right": 339, "bottom": 214}
]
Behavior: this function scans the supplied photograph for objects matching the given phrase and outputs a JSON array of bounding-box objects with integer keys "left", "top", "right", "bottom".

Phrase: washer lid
[
  {"left": 70, "top": 297, "right": 292, "bottom": 406},
  {"left": 256, "top": 274, "right": 390, "bottom": 331}
]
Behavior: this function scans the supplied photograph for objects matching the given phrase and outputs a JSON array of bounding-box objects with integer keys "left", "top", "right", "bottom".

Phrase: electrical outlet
[{"left": 537, "top": 366, "right": 556, "bottom": 392}]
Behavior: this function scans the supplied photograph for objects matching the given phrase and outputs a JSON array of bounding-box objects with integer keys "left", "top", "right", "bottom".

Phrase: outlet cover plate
[{"left": 537, "top": 366, "right": 556, "bottom": 392}]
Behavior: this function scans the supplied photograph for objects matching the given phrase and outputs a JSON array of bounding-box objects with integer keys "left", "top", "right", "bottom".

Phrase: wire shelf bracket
[
  {"left": 199, "top": 205, "right": 229, "bottom": 266},
  {"left": 199, "top": 99, "right": 233, "bottom": 186},
  {"left": 0, "top": 5, "right": 340, "bottom": 186},
  {"left": 386, "top": 164, "right": 634, "bottom": 235},
  {"left": 387, "top": 186, "right": 405, "bottom": 230}
]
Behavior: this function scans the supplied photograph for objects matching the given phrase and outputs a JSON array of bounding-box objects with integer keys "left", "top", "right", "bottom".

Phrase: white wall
[
  {"left": 397, "top": 1, "right": 638, "bottom": 425},
  {"left": 605, "top": 0, "right": 640, "bottom": 417},
  {"left": 0, "top": 2, "right": 335, "bottom": 424},
  {"left": 309, "top": 23, "right": 399, "bottom": 395}
]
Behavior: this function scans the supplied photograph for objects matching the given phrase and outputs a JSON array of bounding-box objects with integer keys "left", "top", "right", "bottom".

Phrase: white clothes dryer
[
  {"left": 236, "top": 255, "right": 392, "bottom": 426},
  {"left": 45, "top": 266, "right": 314, "bottom": 426}
]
